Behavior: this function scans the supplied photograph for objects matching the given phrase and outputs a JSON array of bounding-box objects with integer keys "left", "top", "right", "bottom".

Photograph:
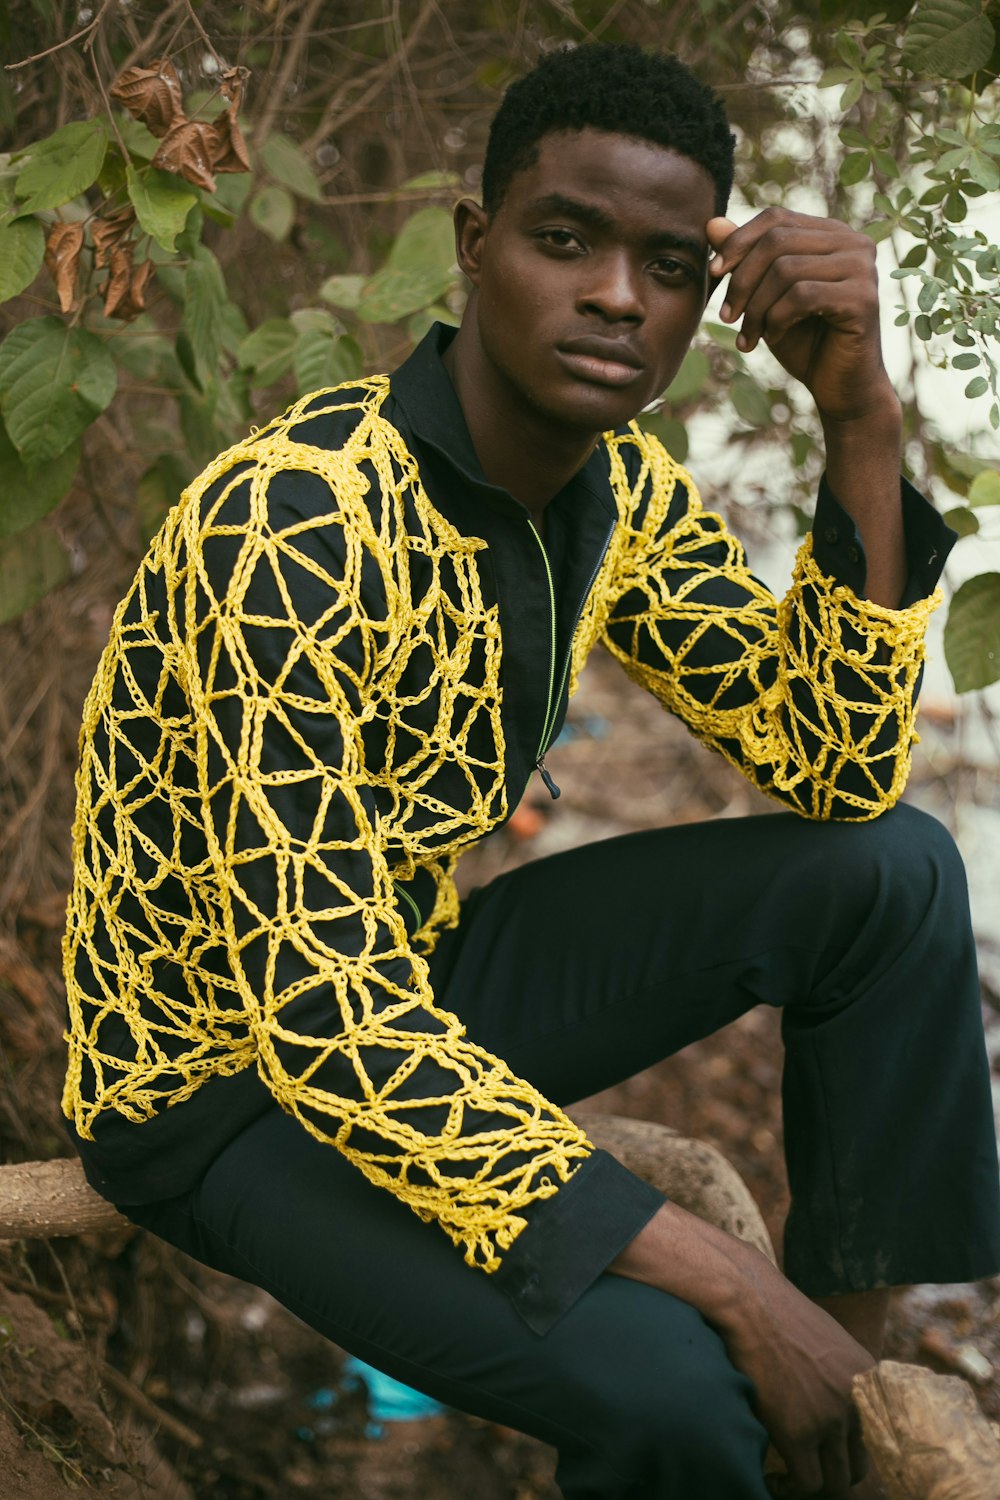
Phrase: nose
[{"left": 579, "top": 250, "right": 644, "bottom": 323}]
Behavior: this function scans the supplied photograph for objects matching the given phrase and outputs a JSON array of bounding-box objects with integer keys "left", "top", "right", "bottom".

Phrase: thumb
[{"left": 706, "top": 215, "right": 739, "bottom": 250}]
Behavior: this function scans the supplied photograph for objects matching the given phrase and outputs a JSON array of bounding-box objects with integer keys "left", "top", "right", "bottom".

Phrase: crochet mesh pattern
[{"left": 63, "top": 378, "right": 939, "bottom": 1272}]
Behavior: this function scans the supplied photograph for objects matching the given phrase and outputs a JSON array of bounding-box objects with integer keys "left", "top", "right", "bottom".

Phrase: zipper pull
[{"left": 536, "top": 756, "right": 561, "bottom": 800}]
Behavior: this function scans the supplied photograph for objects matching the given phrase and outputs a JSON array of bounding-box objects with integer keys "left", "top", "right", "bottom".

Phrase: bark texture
[{"left": 853, "top": 1360, "right": 1000, "bottom": 1500}]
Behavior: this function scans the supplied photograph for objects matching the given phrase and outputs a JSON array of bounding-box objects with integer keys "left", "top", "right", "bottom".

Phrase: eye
[
  {"left": 537, "top": 227, "right": 584, "bottom": 252},
  {"left": 651, "top": 256, "right": 696, "bottom": 283}
]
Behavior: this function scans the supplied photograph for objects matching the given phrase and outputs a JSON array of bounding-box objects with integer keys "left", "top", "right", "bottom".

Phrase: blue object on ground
[{"left": 342, "top": 1354, "right": 446, "bottom": 1428}]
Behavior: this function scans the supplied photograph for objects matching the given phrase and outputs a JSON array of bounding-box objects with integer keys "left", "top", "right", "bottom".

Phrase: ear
[{"left": 453, "top": 198, "right": 489, "bottom": 286}]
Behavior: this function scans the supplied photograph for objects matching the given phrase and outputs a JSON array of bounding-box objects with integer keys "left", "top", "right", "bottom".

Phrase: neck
[{"left": 442, "top": 320, "right": 599, "bottom": 525}]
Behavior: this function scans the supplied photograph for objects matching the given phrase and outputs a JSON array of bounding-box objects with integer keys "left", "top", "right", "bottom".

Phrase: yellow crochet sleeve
[
  {"left": 595, "top": 427, "right": 939, "bottom": 819},
  {"left": 62, "top": 385, "right": 592, "bottom": 1272}
]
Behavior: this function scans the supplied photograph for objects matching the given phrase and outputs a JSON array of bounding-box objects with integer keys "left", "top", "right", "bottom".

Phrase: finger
[
  {"left": 715, "top": 224, "right": 872, "bottom": 327},
  {"left": 818, "top": 1432, "right": 854, "bottom": 1498},
  {"left": 847, "top": 1415, "right": 870, "bottom": 1486},
  {"left": 737, "top": 273, "right": 872, "bottom": 354},
  {"left": 720, "top": 237, "right": 873, "bottom": 333},
  {"left": 778, "top": 1443, "right": 825, "bottom": 1498},
  {"left": 707, "top": 206, "right": 853, "bottom": 278}
]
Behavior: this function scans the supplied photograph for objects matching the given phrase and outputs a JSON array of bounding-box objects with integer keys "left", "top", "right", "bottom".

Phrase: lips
[{"left": 556, "top": 335, "right": 645, "bottom": 388}]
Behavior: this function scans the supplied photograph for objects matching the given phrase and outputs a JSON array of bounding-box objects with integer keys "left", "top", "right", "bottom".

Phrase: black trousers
[{"left": 122, "top": 805, "right": 1000, "bottom": 1498}]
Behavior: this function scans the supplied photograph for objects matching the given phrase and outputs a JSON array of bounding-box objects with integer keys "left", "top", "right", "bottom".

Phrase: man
[{"left": 63, "top": 42, "right": 1000, "bottom": 1499}]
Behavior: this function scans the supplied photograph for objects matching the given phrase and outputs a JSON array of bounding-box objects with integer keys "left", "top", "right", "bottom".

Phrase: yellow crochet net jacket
[{"left": 63, "top": 375, "right": 940, "bottom": 1274}]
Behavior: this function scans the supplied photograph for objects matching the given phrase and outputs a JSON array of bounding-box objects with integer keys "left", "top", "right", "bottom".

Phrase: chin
[{"left": 537, "top": 381, "right": 648, "bottom": 435}]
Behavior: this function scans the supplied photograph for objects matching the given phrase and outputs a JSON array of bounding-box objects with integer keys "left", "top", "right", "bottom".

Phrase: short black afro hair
[{"left": 481, "top": 43, "right": 734, "bottom": 216}]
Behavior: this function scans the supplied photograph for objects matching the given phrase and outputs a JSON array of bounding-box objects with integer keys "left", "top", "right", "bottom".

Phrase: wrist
[
  {"left": 819, "top": 384, "right": 902, "bottom": 445},
  {"left": 610, "top": 1200, "right": 770, "bottom": 1328}
]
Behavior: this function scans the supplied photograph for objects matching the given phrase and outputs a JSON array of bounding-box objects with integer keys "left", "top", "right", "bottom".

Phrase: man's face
[{"left": 463, "top": 128, "right": 717, "bottom": 437}]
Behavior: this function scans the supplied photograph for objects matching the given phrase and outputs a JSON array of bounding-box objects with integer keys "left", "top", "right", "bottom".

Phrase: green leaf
[
  {"left": 917, "top": 280, "right": 938, "bottom": 312},
  {"left": 0, "top": 216, "right": 44, "bottom": 301},
  {"left": 357, "top": 264, "right": 454, "bottom": 323},
  {"left": 407, "top": 304, "right": 458, "bottom": 343},
  {"left": 703, "top": 320, "right": 741, "bottom": 351},
  {"left": 0, "top": 420, "right": 79, "bottom": 535},
  {"left": 259, "top": 131, "right": 323, "bottom": 203},
  {"left": 872, "top": 149, "right": 899, "bottom": 179},
  {"left": 663, "top": 348, "right": 710, "bottom": 405},
  {"left": 136, "top": 453, "right": 190, "bottom": 543},
  {"left": 900, "top": 243, "right": 928, "bottom": 268},
  {"left": 238, "top": 318, "right": 297, "bottom": 386},
  {"left": 902, "top": 0, "right": 995, "bottom": 79},
  {"left": 841, "top": 76, "right": 863, "bottom": 110},
  {"left": 964, "top": 375, "right": 989, "bottom": 398},
  {"left": 289, "top": 307, "right": 338, "bottom": 336},
  {"left": 319, "top": 274, "right": 366, "bottom": 310},
  {"left": 0, "top": 317, "right": 116, "bottom": 463},
  {"left": 791, "top": 431, "right": 814, "bottom": 468},
  {"left": 0, "top": 521, "right": 70, "bottom": 622},
  {"left": 968, "top": 149, "right": 1000, "bottom": 191},
  {"left": 942, "top": 505, "right": 979, "bottom": 535},
  {"left": 839, "top": 151, "right": 870, "bottom": 186},
  {"left": 14, "top": 119, "right": 107, "bottom": 213},
  {"left": 944, "top": 571, "right": 1000, "bottom": 692},
  {"left": 249, "top": 185, "right": 295, "bottom": 242},
  {"left": 183, "top": 256, "right": 228, "bottom": 376},
  {"left": 126, "top": 164, "right": 198, "bottom": 253},
  {"left": 388, "top": 206, "right": 455, "bottom": 274},
  {"left": 952, "top": 352, "right": 981, "bottom": 370},
  {"left": 730, "top": 374, "right": 772, "bottom": 427},
  {"left": 636, "top": 411, "right": 688, "bottom": 463},
  {"left": 914, "top": 313, "right": 933, "bottom": 340},
  {"left": 293, "top": 329, "right": 362, "bottom": 392},
  {"left": 401, "top": 170, "right": 461, "bottom": 191},
  {"left": 968, "top": 469, "right": 1000, "bottom": 506}
]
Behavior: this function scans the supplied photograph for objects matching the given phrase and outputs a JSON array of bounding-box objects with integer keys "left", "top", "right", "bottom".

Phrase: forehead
[{"left": 502, "top": 128, "right": 717, "bottom": 235}]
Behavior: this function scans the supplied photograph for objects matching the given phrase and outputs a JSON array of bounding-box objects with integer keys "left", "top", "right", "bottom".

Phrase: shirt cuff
[
  {"left": 811, "top": 475, "right": 957, "bottom": 607},
  {"left": 492, "top": 1148, "right": 665, "bottom": 1335}
]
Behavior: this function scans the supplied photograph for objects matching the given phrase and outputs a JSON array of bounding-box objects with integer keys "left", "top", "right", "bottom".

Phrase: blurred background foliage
[{"left": 1, "top": 0, "right": 1000, "bottom": 906}]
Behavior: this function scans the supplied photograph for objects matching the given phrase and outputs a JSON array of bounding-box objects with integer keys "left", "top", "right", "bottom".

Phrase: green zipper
[
  {"left": 392, "top": 879, "right": 423, "bottom": 930},
  {"left": 525, "top": 517, "right": 559, "bottom": 765},
  {"left": 525, "top": 514, "right": 615, "bottom": 799}
]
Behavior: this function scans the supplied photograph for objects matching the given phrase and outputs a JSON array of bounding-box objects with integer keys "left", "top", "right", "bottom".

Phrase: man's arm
[{"left": 706, "top": 207, "right": 907, "bottom": 607}]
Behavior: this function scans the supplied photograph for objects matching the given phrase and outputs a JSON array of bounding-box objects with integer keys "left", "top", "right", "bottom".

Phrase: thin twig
[
  {"left": 252, "top": 0, "right": 327, "bottom": 148},
  {"left": 183, "top": 0, "right": 227, "bottom": 71},
  {"left": 100, "top": 1363, "right": 205, "bottom": 1450},
  {"left": 4, "top": 0, "right": 115, "bottom": 70},
  {"left": 88, "top": 44, "right": 131, "bottom": 165}
]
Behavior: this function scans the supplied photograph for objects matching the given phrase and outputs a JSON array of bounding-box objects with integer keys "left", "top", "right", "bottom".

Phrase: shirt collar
[{"left": 389, "top": 322, "right": 618, "bottom": 521}]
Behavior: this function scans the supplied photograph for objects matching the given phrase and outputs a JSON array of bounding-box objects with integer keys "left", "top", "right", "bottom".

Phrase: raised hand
[{"left": 706, "top": 208, "right": 896, "bottom": 426}]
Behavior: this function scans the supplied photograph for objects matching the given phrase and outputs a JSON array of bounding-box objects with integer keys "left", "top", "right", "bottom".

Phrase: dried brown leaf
[
  {"left": 101, "top": 241, "right": 134, "bottom": 319},
  {"left": 219, "top": 65, "right": 250, "bottom": 111},
  {"left": 43, "top": 221, "right": 85, "bottom": 314},
  {"left": 152, "top": 119, "right": 217, "bottom": 192},
  {"left": 111, "top": 257, "right": 155, "bottom": 322},
  {"left": 102, "top": 244, "right": 153, "bottom": 321},
  {"left": 91, "top": 205, "right": 136, "bottom": 269},
  {"left": 109, "top": 58, "right": 185, "bottom": 138},
  {"left": 208, "top": 106, "right": 251, "bottom": 175}
]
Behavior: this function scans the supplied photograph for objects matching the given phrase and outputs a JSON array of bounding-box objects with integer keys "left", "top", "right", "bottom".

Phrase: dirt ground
[{"left": 2, "top": 649, "right": 999, "bottom": 1498}]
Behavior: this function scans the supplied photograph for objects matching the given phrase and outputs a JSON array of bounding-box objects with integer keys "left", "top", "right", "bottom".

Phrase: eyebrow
[{"left": 523, "top": 192, "right": 706, "bottom": 261}]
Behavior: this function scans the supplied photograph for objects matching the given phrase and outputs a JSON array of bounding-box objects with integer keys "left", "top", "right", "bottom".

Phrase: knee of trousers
[
  {"left": 552, "top": 1298, "right": 769, "bottom": 1500},
  {"left": 819, "top": 803, "right": 971, "bottom": 952}
]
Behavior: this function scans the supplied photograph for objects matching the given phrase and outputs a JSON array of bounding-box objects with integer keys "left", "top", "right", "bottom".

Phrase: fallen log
[
  {"left": 0, "top": 1156, "right": 128, "bottom": 1240},
  {"left": 4, "top": 1127, "right": 1000, "bottom": 1497},
  {"left": 573, "top": 1110, "right": 776, "bottom": 1262},
  {"left": 852, "top": 1360, "right": 1000, "bottom": 1500},
  {"left": 2, "top": 1113, "right": 775, "bottom": 1257}
]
